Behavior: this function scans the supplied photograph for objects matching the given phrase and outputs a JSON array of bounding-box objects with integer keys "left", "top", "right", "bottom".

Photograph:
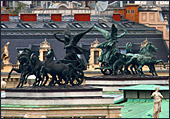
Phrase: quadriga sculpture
[
  {"left": 8, "top": 48, "right": 33, "bottom": 88},
  {"left": 124, "top": 42, "right": 166, "bottom": 76},
  {"left": 94, "top": 23, "right": 127, "bottom": 75},
  {"left": 54, "top": 26, "right": 93, "bottom": 85},
  {"left": 29, "top": 53, "right": 49, "bottom": 86},
  {"left": 40, "top": 49, "right": 74, "bottom": 86}
]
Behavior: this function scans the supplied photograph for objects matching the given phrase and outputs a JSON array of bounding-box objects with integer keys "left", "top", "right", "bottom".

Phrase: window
[
  {"left": 94, "top": 51, "right": 99, "bottom": 64},
  {"left": 128, "top": 10, "right": 130, "bottom": 13},
  {"left": 73, "top": 23, "right": 82, "bottom": 28},
  {"left": 22, "top": 23, "right": 32, "bottom": 28},
  {"left": 37, "top": 1, "right": 41, "bottom": 6},
  {"left": 43, "top": 51, "right": 48, "bottom": 61},
  {"left": 47, "top": 2, "right": 51, "bottom": 7},
  {"left": 1, "top": 24, "right": 7, "bottom": 28},
  {"left": 129, "top": 1, "right": 135, "bottom": 3},
  {"left": 100, "top": 23, "right": 108, "bottom": 28}
]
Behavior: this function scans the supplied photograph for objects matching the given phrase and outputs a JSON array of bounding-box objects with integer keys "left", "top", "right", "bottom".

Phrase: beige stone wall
[
  {"left": 139, "top": 10, "right": 169, "bottom": 48},
  {"left": 87, "top": 39, "right": 102, "bottom": 71},
  {"left": 1, "top": 106, "right": 123, "bottom": 118}
]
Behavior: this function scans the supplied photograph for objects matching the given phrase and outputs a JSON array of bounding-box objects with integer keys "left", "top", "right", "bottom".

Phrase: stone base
[
  {"left": 1, "top": 86, "right": 114, "bottom": 105},
  {"left": 1, "top": 86, "right": 123, "bottom": 118},
  {"left": 85, "top": 75, "right": 169, "bottom": 91},
  {"left": 1, "top": 105, "right": 123, "bottom": 118}
]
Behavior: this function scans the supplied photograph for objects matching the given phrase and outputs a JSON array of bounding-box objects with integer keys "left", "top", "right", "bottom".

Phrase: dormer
[
  {"left": 88, "top": 38, "right": 102, "bottom": 70},
  {"left": 39, "top": 39, "right": 51, "bottom": 61}
]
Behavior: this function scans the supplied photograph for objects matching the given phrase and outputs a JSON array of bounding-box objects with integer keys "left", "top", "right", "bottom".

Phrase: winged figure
[{"left": 94, "top": 24, "right": 127, "bottom": 63}]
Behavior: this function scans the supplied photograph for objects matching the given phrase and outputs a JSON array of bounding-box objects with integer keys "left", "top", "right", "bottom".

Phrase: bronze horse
[
  {"left": 41, "top": 49, "right": 74, "bottom": 86},
  {"left": 8, "top": 49, "right": 33, "bottom": 88}
]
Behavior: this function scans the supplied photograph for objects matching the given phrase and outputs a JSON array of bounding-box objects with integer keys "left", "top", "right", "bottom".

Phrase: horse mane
[
  {"left": 126, "top": 42, "right": 132, "bottom": 53},
  {"left": 143, "top": 42, "right": 157, "bottom": 56}
]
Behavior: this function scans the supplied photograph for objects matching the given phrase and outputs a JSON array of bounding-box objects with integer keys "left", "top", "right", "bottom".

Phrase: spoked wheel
[
  {"left": 100, "top": 62, "right": 113, "bottom": 75},
  {"left": 70, "top": 70, "right": 84, "bottom": 86}
]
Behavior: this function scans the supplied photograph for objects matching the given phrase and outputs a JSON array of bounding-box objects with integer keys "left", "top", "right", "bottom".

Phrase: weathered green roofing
[
  {"left": 119, "top": 85, "right": 169, "bottom": 91},
  {"left": 120, "top": 99, "right": 169, "bottom": 118}
]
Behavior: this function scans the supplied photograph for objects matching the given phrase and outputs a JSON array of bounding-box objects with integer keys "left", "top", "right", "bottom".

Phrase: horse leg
[
  {"left": 130, "top": 64, "right": 135, "bottom": 74},
  {"left": 147, "top": 64, "right": 154, "bottom": 76},
  {"left": 20, "top": 73, "right": 27, "bottom": 88},
  {"left": 125, "top": 58, "right": 134, "bottom": 74},
  {"left": 48, "top": 75, "right": 55, "bottom": 86},
  {"left": 137, "top": 64, "right": 144, "bottom": 77},
  {"left": 17, "top": 73, "right": 25, "bottom": 88},
  {"left": 43, "top": 73, "right": 49, "bottom": 86},
  {"left": 62, "top": 68, "right": 70, "bottom": 86},
  {"left": 151, "top": 64, "right": 158, "bottom": 76},
  {"left": 33, "top": 76, "right": 38, "bottom": 87},
  {"left": 16, "top": 79, "right": 22, "bottom": 88},
  {"left": 24, "top": 71, "right": 33, "bottom": 84},
  {"left": 158, "top": 60, "right": 166, "bottom": 69},
  {"left": 37, "top": 71, "right": 43, "bottom": 86},
  {"left": 8, "top": 68, "right": 21, "bottom": 79}
]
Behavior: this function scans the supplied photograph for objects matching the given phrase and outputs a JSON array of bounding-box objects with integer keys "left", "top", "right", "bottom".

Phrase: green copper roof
[
  {"left": 120, "top": 99, "right": 169, "bottom": 118},
  {"left": 119, "top": 84, "right": 169, "bottom": 91}
]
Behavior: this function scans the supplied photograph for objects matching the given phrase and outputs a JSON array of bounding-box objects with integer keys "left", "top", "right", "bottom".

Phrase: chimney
[
  {"left": 51, "top": 14, "right": 62, "bottom": 22},
  {"left": 113, "top": 13, "right": 121, "bottom": 21},
  {"left": 74, "top": 13, "right": 90, "bottom": 21},
  {"left": 20, "top": 14, "right": 37, "bottom": 22},
  {"left": 1, "top": 14, "right": 9, "bottom": 21}
]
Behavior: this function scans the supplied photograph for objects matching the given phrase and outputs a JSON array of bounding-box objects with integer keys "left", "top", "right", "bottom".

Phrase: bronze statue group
[{"left": 8, "top": 24, "right": 165, "bottom": 88}]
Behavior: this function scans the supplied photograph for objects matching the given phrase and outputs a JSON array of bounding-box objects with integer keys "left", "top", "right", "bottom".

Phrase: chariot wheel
[
  {"left": 70, "top": 70, "right": 84, "bottom": 86},
  {"left": 100, "top": 62, "right": 113, "bottom": 75}
]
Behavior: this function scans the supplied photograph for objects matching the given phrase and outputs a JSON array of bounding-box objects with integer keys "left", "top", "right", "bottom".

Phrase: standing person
[{"left": 151, "top": 86, "right": 163, "bottom": 118}]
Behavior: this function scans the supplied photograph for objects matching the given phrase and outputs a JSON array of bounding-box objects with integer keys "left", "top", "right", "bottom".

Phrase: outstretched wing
[
  {"left": 54, "top": 33, "right": 65, "bottom": 43},
  {"left": 110, "top": 24, "right": 118, "bottom": 38},
  {"left": 71, "top": 26, "right": 94, "bottom": 46},
  {"left": 69, "top": 46, "right": 88, "bottom": 54},
  {"left": 94, "top": 25, "right": 110, "bottom": 40}
]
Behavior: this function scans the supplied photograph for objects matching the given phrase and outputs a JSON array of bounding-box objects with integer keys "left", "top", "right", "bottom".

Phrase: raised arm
[
  {"left": 116, "top": 29, "right": 127, "bottom": 38},
  {"left": 94, "top": 25, "right": 110, "bottom": 40},
  {"left": 54, "top": 33, "right": 65, "bottom": 43}
]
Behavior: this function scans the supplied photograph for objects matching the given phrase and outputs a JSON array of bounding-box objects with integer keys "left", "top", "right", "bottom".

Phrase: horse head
[
  {"left": 30, "top": 53, "right": 39, "bottom": 65},
  {"left": 46, "top": 49, "right": 54, "bottom": 59},
  {"left": 146, "top": 43, "right": 157, "bottom": 55},
  {"left": 126, "top": 42, "right": 132, "bottom": 53}
]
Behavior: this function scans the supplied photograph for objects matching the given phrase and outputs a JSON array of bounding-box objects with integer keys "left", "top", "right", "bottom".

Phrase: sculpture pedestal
[
  {"left": 85, "top": 75, "right": 169, "bottom": 91},
  {"left": 2, "top": 86, "right": 114, "bottom": 105},
  {"left": 1, "top": 86, "right": 123, "bottom": 118}
]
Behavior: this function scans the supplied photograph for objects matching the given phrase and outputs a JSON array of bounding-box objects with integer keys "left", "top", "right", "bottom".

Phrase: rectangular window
[
  {"left": 128, "top": 10, "right": 130, "bottom": 13},
  {"left": 94, "top": 51, "right": 99, "bottom": 64},
  {"left": 37, "top": 1, "right": 41, "bottom": 6},
  {"left": 43, "top": 51, "right": 48, "bottom": 61}
]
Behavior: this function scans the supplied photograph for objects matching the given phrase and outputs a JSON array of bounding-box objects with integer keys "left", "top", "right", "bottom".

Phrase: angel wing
[
  {"left": 72, "top": 46, "right": 88, "bottom": 54},
  {"left": 110, "top": 24, "right": 118, "bottom": 38},
  {"left": 54, "top": 33, "right": 65, "bottom": 43},
  {"left": 94, "top": 25, "right": 110, "bottom": 40},
  {"left": 70, "top": 26, "right": 93, "bottom": 46}
]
